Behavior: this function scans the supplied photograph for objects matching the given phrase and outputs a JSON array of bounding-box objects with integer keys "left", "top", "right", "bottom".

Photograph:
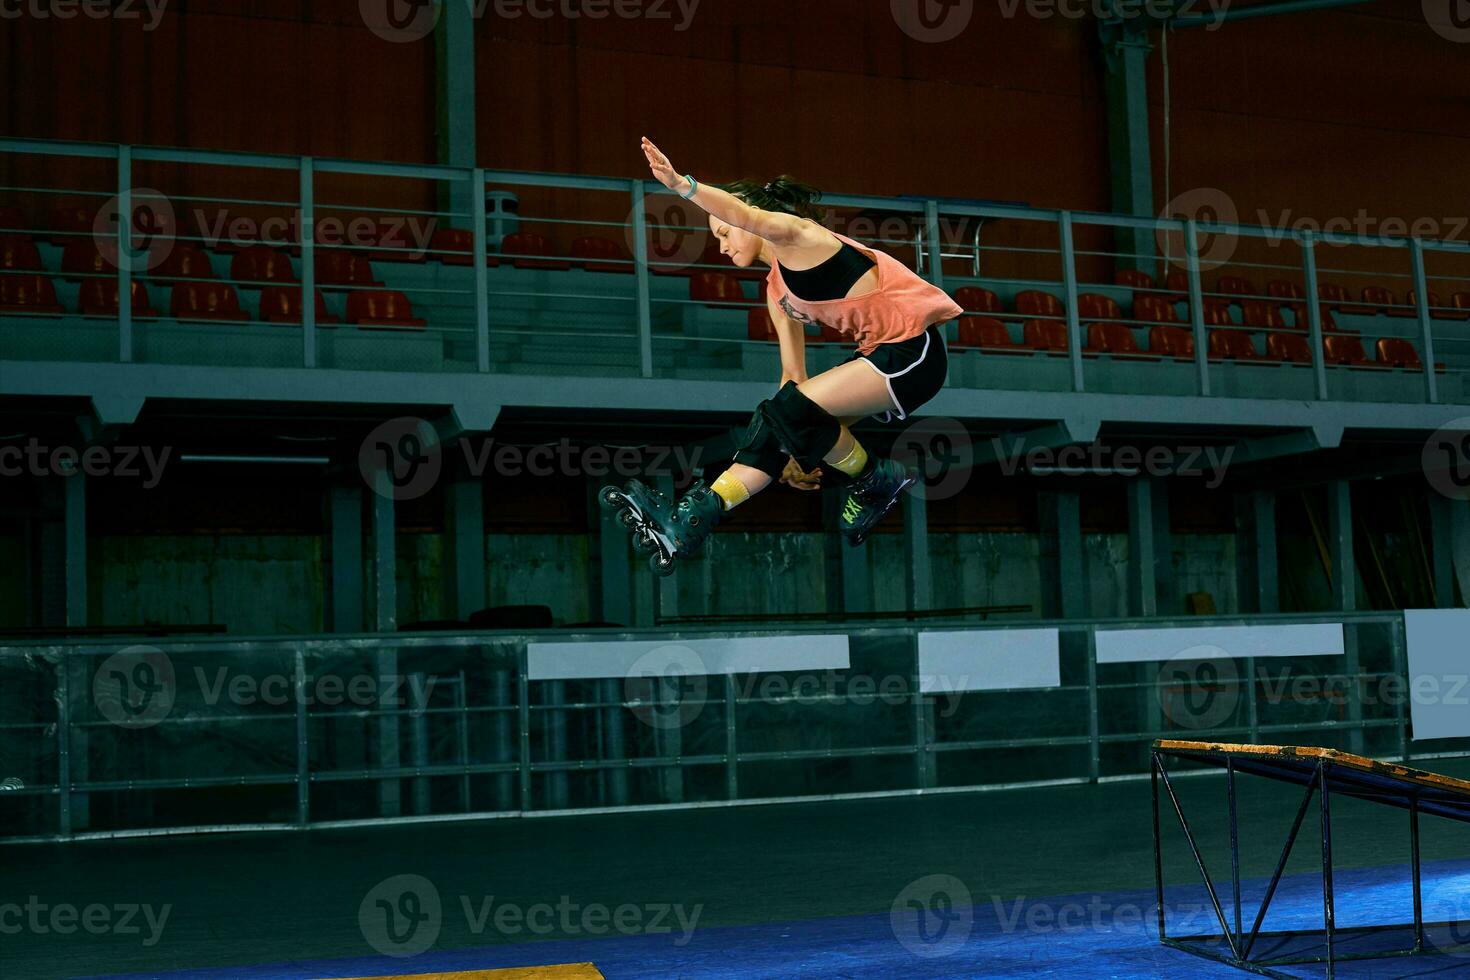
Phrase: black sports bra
[{"left": 778, "top": 241, "right": 876, "bottom": 302}]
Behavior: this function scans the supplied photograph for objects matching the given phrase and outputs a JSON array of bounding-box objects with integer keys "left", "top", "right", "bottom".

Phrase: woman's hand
[
  {"left": 641, "top": 137, "right": 689, "bottom": 195},
  {"left": 780, "top": 456, "right": 822, "bottom": 491}
]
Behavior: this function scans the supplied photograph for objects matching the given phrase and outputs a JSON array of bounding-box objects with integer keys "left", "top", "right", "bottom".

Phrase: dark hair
[{"left": 722, "top": 175, "right": 825, "bottom": 222}]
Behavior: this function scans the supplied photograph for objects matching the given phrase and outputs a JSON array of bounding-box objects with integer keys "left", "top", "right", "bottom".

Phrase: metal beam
[
  {"left": 1327, "top": 480, "right": 1355, "bottom": 612},
  {"left": 435, "top": 0, "right": 477, "bottom": 220},
  {"left": 1128, "top": 477, "right": 1158, "bottom": 616},
  {"left": 974, "top": 418, "right": 1103, "bottom": 468},
  {"left": 1171, "top": 0, "right": 1374, "bottom": 30},
  {"left": 1100, "top": 22, "right": 1155, "bottom": 271},
  {"left": 1230, "top": 424, "right": 1344, "bottom": 466}
]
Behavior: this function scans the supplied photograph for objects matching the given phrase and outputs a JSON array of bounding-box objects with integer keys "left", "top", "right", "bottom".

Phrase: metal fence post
[
  {"left": 1300, "top": 232, "right": 1329, "bottom": 400},
  {"left": 1409, "top": 239, "right": 1439, "bottom": 404},
  {"left": 300, "top": 157, "right": 316, "bottom": 367},
  {"left": 472, "top": 168, "right": 490, "bottom": 372},
  {"left": 1185, "top": 219, "right": 1210, "bottom": 396},
  {"left": 630, "top": 180, "right": 654, "bottom": 378},
  {"left": 116, "top": 146, "right": 133, "bottom": 363},
  {"left": 295, "top": 648, "right": 309, "bottom": 826},
  {"left": 56, "top": 653, "right": 72, "bottom": 837},
  {"left": 1059, "top": 211, "right": 1084, "bottom": 392},
  {"left": 1087, "top": 630, "right": 1101, "bottom": 782}
]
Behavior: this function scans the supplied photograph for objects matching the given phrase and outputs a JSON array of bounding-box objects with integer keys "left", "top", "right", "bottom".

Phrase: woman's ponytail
[{"left": 722, "top": 175, "right": 826, "bottom": 222}]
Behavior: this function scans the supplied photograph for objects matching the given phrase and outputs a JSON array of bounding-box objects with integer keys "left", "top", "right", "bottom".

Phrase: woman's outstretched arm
[{"left": 641, "top": 137, "right": 814, "bottom": 246}]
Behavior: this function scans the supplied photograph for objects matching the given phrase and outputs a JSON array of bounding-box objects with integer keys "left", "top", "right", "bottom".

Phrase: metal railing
[
  {"left": 1, "top": 137, "right": 1467, "bottom": 402},
  {"left": 0, "top": 610, "right": 1453, "bottom": 844}
]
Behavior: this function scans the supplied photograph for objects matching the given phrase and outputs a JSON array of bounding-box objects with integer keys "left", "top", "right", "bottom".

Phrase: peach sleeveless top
[{"left": 765, "top": 232, "right": 963, "bottom": 356}]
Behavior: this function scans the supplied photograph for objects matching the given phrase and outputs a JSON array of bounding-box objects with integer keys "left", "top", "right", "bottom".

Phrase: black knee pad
[
  {"left": 761, "top": 381, "right": 841, "bottom": 472},
  {"left": 731, "top": 408, "right": 788, "bottom": 478}
]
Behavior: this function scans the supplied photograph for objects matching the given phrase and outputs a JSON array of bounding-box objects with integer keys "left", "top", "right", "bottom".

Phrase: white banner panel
[
  {"left": 1405, "top": 609, "right": 1470, "bottom": 741},
  {"left": 527, "top": 635, "right": 850, "bottom": 681},
  {"left": 917, "top": 629, "right": 1061, "bottom": 695},
  {"left": 1095, "top": 623, "right": 1344, "bottom": 665}
]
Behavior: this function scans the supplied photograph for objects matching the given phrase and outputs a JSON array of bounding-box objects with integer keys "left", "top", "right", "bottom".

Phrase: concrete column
[
  {"left": 1127, "top": 477, "right": 1157, "bottom": 617},
  {"left": 1327, "top": 480, "right": 1355, "bottom": 611},
  {"left": 1428, "top": 494, "right": 1457, "bottom": 608},
  {"left": 435, "top": 0, "right": 478, "bottom": 219},
  {"left": 1454, "top": 502, "right": 1470, "bottom": 607},
  {"left": 824, "top": 489, "right": 872, "bottom": 615},
  {"left": 1152, "top": 479, "right": 1176, "bottom": 615},
  {"left": 326, "top": 483, "right": 364, "bottom": 632},
  {"left": 1235, "top": 490, "right": 1279, "bottom": 614},
  {"left": 445, "top": 472, "right": 486, "bottom": 619},
  {"left": 1101, "top": 23, "right": 1155, "bottom": 271},
  {"left": 371, "top": 483, "right": 397, "bottom": 632},
  {"left": 589, "top": 481, "right": 633, "bottom": 627},
  {"left": 903, "top": 491, "right": 932, "bottom": 612},
  {"left": 1040, "top": 490, "right": 1087, "bottom": 619}
]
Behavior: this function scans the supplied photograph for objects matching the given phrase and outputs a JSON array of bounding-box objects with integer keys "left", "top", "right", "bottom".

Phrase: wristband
[{"left": 678, "top": 174, "right": 699, "bottom": 199}]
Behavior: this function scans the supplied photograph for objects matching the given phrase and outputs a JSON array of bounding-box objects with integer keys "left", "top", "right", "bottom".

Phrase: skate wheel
[
  {"left": 618, "top": 508, "right": 641, "bottom": 530},
  {"left": 635, "top": 529, "right": 658, "bottom": 554},
  {"left": 649, "top": 553, "right": 676, "bottom": 577},
  {"left": 599, "top": 486, "right": 623, "bottom": 509}
]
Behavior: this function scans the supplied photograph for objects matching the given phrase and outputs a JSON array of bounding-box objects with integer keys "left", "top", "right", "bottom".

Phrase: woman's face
[{"left": 709, "top": 213, "right": 763, "bottom": 267}]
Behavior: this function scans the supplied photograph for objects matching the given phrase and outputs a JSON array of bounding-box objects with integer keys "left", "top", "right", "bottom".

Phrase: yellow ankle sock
[
  {"left": 711, "top": 471, "right": 751, "bottom": 510},
  {"left": 828, "top": 439, "right": 869, "bottom": 478}
]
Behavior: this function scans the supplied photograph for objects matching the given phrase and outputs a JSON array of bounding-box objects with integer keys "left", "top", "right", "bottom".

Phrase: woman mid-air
[{"left": 603, "top": 137, "right": 963, "bottom": 575}]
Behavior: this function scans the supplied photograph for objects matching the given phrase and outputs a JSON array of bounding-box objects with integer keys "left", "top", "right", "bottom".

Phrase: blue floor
[{"left": 86, "top": 859, "right": 1470, "bottom": 980}]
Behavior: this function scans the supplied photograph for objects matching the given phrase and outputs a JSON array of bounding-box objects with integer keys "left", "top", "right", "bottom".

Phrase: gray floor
[{"left": 5, "top": 762, "right": 1470, "bottom": 980}]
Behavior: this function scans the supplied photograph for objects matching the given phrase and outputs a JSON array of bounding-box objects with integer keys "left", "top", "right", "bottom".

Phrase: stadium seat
[
  {"left": 1085, "top": 321, "right": 1151, "bottom": 358},
  {"left": 1450, "top": 292, "right": 1470, "bottom": 320},
  {"left": 79, "top": 279, "right": 156, "bottom": 317},
  {"left": 428, "top": 229, "right": 476, "bottom": 266},
  {"left": 1202, "top": 299, "right": 1234, "bottom": 326},
  {"left": 230, "top": 245, "right": 296, "bottom": 286},
  {"left": 346, "top": 289, "right": 426, "bottom": 328},
  {"left": 1015, "top": 290, "right": 1063, "bottom": 320},
  {"left": 498, "top": 232, "right": 571, "bottom": 271},
  {"left": 0, "top": 273, "right": 64, "bottom": 314},
  {"left": 259, "top": 286, "right": 339, "bottom": 325},
  {"left": 362, "top": 219, "right": 429, "bottom": 263},
  {"left": 1134, "top": 294, "right": 1179, "bottom": 324},
  {"left": 747, "top": 307, "right": 776, "bottom": 342},
  {"left": 0, "top": 205, "right": 27, "bottom": 234},
  {"left": 1242, "top": 300, "right": 1285, "bottom": 330},
  {"left": 1324, "top": 334, "right": 1375, "bottom": 367},
  {"left": 315, "top": 251, "right": 381, "bottom": 287},
  {"left": 1374, "top": 337, "right": 1444, "bottom": 372},
  {"left": 1208, "top": 329, "right": 1263, "bottom": 361},
  {"left": 1267, "top": 279, "right": 1305, "bottom": 310},
  {"left": 1023, "top": 318, "right": 1068, "bottom": 353},
  {"left": 570, "top": 236, "right": 632, "bottom": 274},
  {"left": 61, "top": 240, "right": 115, "bottom": 280},
  {"left": 1077, "top": 293, "right": 1121, "bottom": 321},
  {"left": 690, "top": 271, "right": 746, "bottom": 306},
  {"left": 151, "top": 245, "right": 216, "bottom": 281},
  {"left": 43, "top": 205, "right": 94, "bottom": 245},
  {"left": 1148, "top": 325, "right": 1194, "bottom": 360},
  {"left": 1216, "top": 275, "right": 1254, "bottom": 299},
  {"left": 953, "top": 286, "right": 1002, "bottom": 315},
  {"left": 1400, "top": 289, "right": 1440, "bottom": 318},
  {"left": 1113, "top": 269, "right": 1154, "bottom": 291},
  {"left": 171, "top": 281, "right": 247, "bottom": 321},
  {"left": 1267, "top": 332, "right": 1312, "bottom": 364},
  {"left": 1317, "top": 283, "right": 1350, "bottom": 310},
  {"left": 0, "top": 235, "right": 42, "bottom": 271},
  {"left": 1357, "top": 285, "right": 1396, "bottom": 315},
  {"left": 955, "top": 316, "right": 1023, "bottom": 352},
  {"left": 1161, "top": 270, "right": 1188, "bottom": 302}
]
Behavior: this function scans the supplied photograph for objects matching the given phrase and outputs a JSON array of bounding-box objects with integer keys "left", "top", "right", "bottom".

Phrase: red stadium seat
[
  {"left": 1161, "top": 270, "right": 1188, "bottom": 302},
  {"left": 1134, "top": 294, "right": 1179, "bottom": 325},
  {"left": 1077, "top": 293, "right": 1121, "bottom": 321},
  {"left": 1023, "top": 318, "right": 1068, "bottom": 353},
  {"left": 0, "top": 205, "right": 27, "bottom": 234},
  {"left": 230, "top": 245, "right": 296, "bottom": 286},
  {"left": 1015, "top": 290, "right": 1064, "bottom": 320},
  {"left": 346, "top": 289, "right": 426, "bottom": 329},
  {"left": 362, "top": 218, "right": 430, "bottom": 263},
  {"left": 1208, "top": 329, "right": 1263, "bottom": 361},
  {"left": 151, "top": 245, "right": 216, "bottom": 281},
  {"left": 1400, "top": 290, "right": 1441, "bottom": 319},
  {"left": 570, "top": 236, "right": 632, "bottom": 274},
  {"left": 1375, "top": 337, "right": 1423, "bottom": 370},
  {"left": 690, "top": 271, "right": 746, "bottom": 306},
  {"left": 1324, "top": 334, "right": 1374, "bottom": 367},
  {"left": 1242, "top": 300, "right": 1285, "bottom": 330},
  {"left": 43, "top": 205, "right": 94, "bottom": 245},
  {"left": 1113, "top": 269, "right": 1154, "bottom": 291},
  {"left": 170, "top": 281, "right": 247, "bottom": 321},
  {"left": 429, "top": 229, "right": 477, "bottom": 266},
  {"left": 498, "top": 232, "right": 571, "bottom": 271},
  {"left": 0, "top": 235, "right": 42, "bottom": 271},
  {"left": 955, "top": 316, "right": 1023, "bottom": 352},
  {"left": 315, "top": 251, "right": 382, "bottom": 287},
  {"left": 1215, "top": 275, "right": 1254, "bottom": 299},
  {"left": 1148, "top": 325, "right": 1194, "bottom": 360},
  {"left": 259, "top": 286, "right": 339, "bottom": 325},
  {"left": 810, "top": 323, "right": 846, "bottom": 345},
  {"left": 61, "top": 240, "right": 116, "bottom": 280},
  {"left": 1450, "top": 292, "right": 1470, "bottom": 321},
  {"left": 1317, "top": 283, "right": 1350, "bottom": 311},
  {"left": 1202, "top": 299, "right": 1233, "bottom": 326},
  {"left": 79, "top": 279, "right": 156, "bottom": 318},
  {"left": 747, "top": 307, "right": 776, "bottom": 342},
  {"left": 0, "top": 273, "right": 64, "bottom": 314},
  {"left": 1085, "top": 321, "right": 1151, "bottom": 358},
  {"left": 953, "top": 286, "right": 1002, "bottom": 315},
  {"left": 1267, "top": 279, "right": 1305, "bottom": 310},
  {"left": 1357, "top": 285, "right": 1396, "bottom": 315},
  {"left": 1267, "top": 332, "right": 1312, "bottom": 364}
]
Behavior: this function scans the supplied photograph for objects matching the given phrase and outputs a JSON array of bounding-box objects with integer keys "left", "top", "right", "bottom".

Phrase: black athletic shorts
[{"left": 845, "top": 323, "right": 948, "bottom": 423}]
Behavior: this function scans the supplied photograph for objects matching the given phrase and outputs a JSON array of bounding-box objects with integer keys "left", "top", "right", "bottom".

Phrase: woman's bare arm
[
  {"left": 767, "top": 292, "right": 808, "bottom": 385},
  {"left": 641, "top": 137, "right": 817, "bottom": 247}
]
